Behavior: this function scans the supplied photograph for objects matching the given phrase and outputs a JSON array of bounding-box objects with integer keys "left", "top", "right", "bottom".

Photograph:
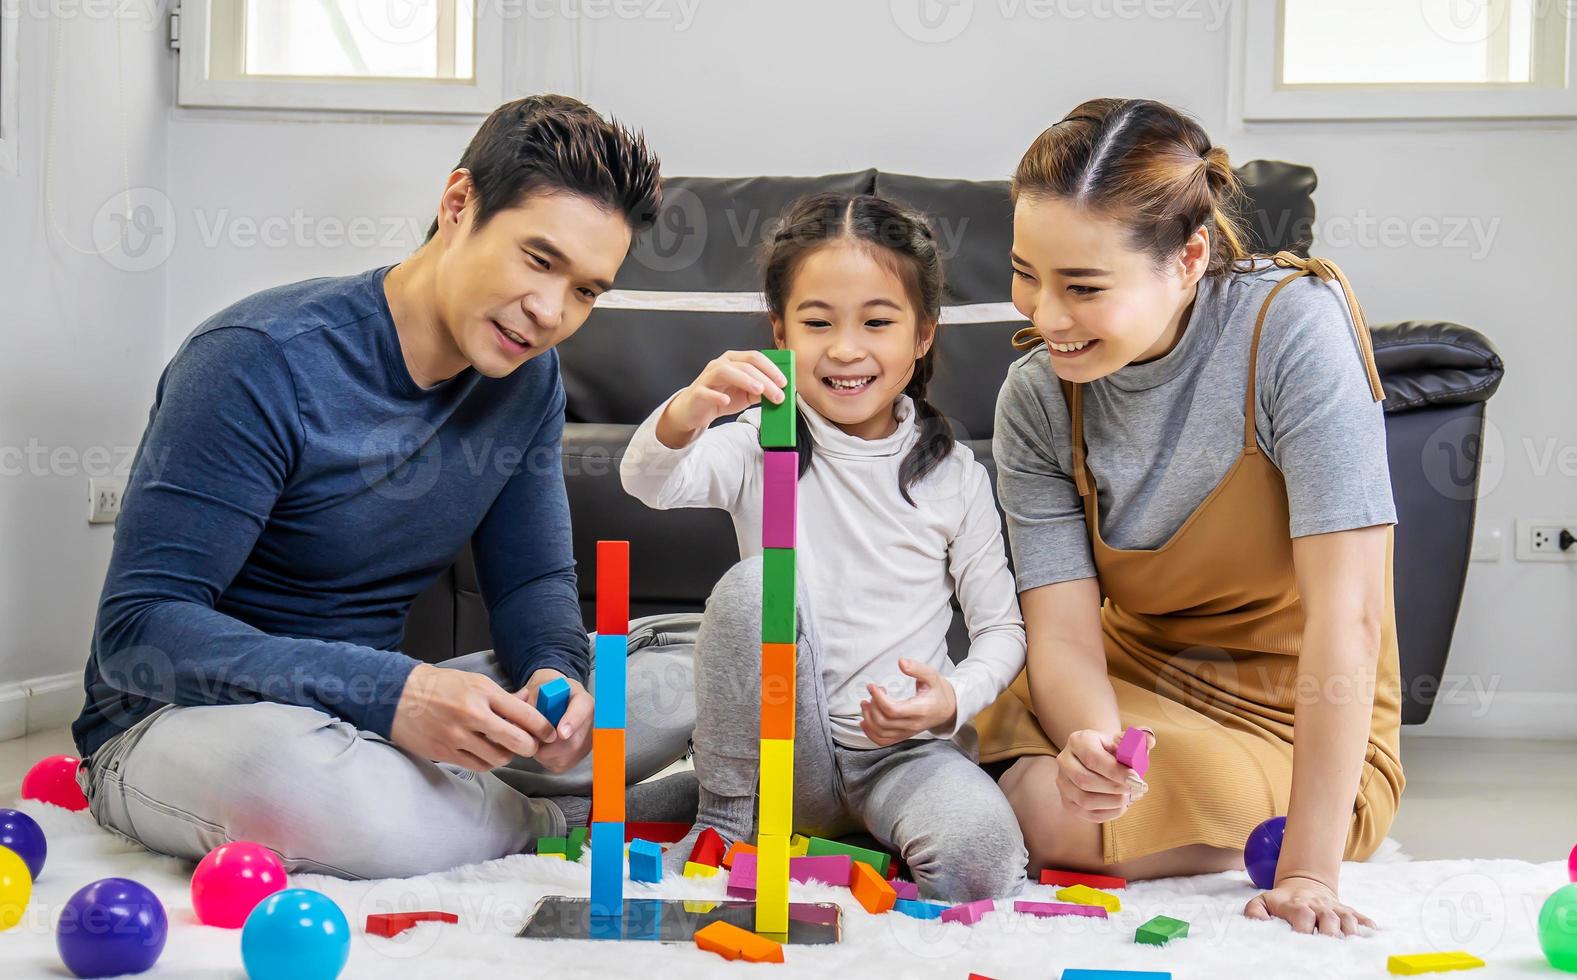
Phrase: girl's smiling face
[
  {"left": 1010, "top": 194, "right": 1208, "bottom": 383},
  {"left": 771, "top": 241, "right": 936, "bottom": 441}
]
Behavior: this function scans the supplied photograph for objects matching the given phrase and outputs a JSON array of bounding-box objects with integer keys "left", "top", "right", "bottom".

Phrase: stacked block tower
[
  {"left": 590, "top": 539, "right": 630, "bottom": 919},
  {"left": 756, "top": 349, "right": 798, "bottom": 935}
]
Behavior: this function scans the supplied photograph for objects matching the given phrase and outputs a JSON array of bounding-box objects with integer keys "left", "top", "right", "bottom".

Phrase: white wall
[
  {"left": 10, "top": 3, "right": 1577, "bottom": 735},
  {"left": 0, "top": 8, "right": 170, "bottom": 705}
]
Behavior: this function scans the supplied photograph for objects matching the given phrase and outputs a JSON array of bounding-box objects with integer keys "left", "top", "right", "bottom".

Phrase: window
[
  {"left": 177, "top": 0, "right": 504, "bottom": 114},
  {"left": 1242, "top": 0, "right": 1577, "bottom": 120},
  {"left": 0, "top": 1, "right": 18, "bottom": 175}
]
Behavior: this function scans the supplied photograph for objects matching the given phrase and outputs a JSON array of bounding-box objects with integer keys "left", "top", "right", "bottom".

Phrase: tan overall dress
[{"left": 975, "top": 253, "right": 1406, "bottom": 866}]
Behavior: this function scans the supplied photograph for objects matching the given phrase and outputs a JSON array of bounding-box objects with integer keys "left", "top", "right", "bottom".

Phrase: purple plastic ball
[
  {"left": 1244, "top": 815, "right": 1287, "bottom": 891},
  {"left": 0, "top": 809, "right": 46, "bottom": 880},
  {"left": 56, "top": 877, "right": 168, "bottom": 979}
]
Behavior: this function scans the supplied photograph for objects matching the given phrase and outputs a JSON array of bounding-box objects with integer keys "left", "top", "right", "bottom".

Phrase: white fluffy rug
[{"left": 0, "top": 799, "right": 1567, "bottom": 979}]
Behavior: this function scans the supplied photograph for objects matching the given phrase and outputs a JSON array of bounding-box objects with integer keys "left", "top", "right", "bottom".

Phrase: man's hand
[
  {"left": 390, "top": 663, "right": 557, "bottom": 771},
  {"left": 859, "top": 659, "right": 958, "bottom": 746},
  {"left": 521, "top": 669, "right": 594, "bottom": 773}
]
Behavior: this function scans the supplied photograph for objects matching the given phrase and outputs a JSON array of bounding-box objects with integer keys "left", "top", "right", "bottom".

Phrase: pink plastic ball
[
  {"left": 191, "top": 842, "right": 288, "bottom": 929},
  {"left": 21, "top": 756, "right": 87, "bottom": 812}
]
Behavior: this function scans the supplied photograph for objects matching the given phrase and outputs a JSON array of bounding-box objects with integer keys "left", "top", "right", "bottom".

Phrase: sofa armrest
[{"left": 1371, "top": 321, "right": 1504, "bottom": 413}]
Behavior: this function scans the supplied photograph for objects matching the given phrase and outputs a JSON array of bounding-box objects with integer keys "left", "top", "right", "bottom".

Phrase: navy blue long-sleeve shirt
[{"left": 73, "top": 266, "right": 589, "bottom": 759}]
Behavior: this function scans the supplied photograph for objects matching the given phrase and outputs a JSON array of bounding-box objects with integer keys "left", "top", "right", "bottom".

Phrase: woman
[{"left": 975, "top": 98, "right": 1404, "bottom": 937}]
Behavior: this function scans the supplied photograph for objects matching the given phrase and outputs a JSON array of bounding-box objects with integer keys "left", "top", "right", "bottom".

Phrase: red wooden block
[
  {"left": 596, "top": 540, "right": 629, "bottom": 636},
  {"left": 689, "top": 827, "right": 727, "bottom": 867},
  {"left": 366, "top": 911, "right": 457, "bottom": 937},
  {"left": 1039, "top": 868, "right": 1128, "bottom": 890},
  {"left": 624, "top": 821, "right": 691, "bottom": 844}
]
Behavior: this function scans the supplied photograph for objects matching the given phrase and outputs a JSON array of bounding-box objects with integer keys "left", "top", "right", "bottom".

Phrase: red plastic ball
[
  {"left": 191, "top": 842, "right": 288, "bottom": 929},
  {"left": 1569, "top": 843, "right": 1576, "bottom": 883},
  {"left": 21, "top": 756, "right": 87, "bottom": 812}
]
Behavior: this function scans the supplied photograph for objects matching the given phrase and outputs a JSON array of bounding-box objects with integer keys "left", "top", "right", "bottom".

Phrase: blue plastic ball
[
  {"left": 56, "top": 877, "right": 168, "bottom": 979},
  {"left": 1244, "top": 815, "right": 1287, "bottom": 891},
  {"left": 241, "top": 888, "right": 350, "bottom": 980},
  {"left": 0, "top": 809, "right": 46, "bottom": 880}
]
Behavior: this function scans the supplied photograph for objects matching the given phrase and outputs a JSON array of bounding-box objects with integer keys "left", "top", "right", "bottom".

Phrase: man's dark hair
[{"left": 425, "top": 94, "right": 661, "bottom": 242}]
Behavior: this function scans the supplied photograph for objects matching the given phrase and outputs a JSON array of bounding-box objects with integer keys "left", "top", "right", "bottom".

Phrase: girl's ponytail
[{"left": 898, "top": 349, "right": 954, "bottom": 507}]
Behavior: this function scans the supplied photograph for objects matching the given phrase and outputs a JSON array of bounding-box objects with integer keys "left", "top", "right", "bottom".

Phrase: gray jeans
[
  {"left": 81, "top": 614, "right": 698, "bottom": 879},
  {"left": 693, "top": 558, "right": 1027, "bottom": 902}
]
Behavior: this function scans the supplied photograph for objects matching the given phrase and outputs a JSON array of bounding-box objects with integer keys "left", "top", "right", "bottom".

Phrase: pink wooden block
[
  {"left": 941, "top": 899, "right": 995, "bottom": 925},
  {"left": 892, "top": 880, "right": 919, "bottom": 901},
  {"left": 789, "top": 854, "right": 851, "bottom": 886},
  {"left": 1014, "top": 900, "right": 1108, "bottom": 919},
  {"left": 727, "top": 852, "right": 756, "bottom": 897},
  {"left": 762, "top": 450, "right": 798, "bottom": 549},
  {"left": 1116, "top": 726, "right": 1150, "bottom": 778}
]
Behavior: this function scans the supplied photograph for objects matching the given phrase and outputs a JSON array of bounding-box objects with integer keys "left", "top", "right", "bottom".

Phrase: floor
[{"left": 2, "top": 729, "right": 1573, "bottom": 863}]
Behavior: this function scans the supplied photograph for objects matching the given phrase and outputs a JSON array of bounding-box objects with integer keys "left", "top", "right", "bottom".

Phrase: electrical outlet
[
  {"left": 1515, "top": 519, "right": 1577, "bottom": 562},
  {"left": 88, "top": 477, "right": 127, "bottom": 525}
]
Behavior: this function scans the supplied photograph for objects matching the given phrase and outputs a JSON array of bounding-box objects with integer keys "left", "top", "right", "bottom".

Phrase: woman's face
[{"left": 1010, "top": 194, "right": 1206, "bottom": 383}]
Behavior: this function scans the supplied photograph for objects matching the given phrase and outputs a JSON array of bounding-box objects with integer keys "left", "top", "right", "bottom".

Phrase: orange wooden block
[
  {"left": 722, "top": 840, "right": 756, "bottom": 869},
  {"left": 761, "top": 643, "right": 796, "bottom": 740},
  {"left": 693, "top": 921, "right": 784, "bottom": 964},
  {"left": 850, "top": 860, "right": 897, "bottom": 914},
  {"left": 591, "top": 729, "right": 625, "bottom": 822}
]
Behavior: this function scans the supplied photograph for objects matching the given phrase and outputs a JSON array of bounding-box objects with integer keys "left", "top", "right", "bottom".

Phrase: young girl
[{"left": 619, "top": 193, "right": 1028, "bottom": 901}]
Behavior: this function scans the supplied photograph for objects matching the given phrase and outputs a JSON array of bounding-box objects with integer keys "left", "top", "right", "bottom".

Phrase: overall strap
[{"left": 1058, "top": 378, "right": 1093, "bottom": 499}]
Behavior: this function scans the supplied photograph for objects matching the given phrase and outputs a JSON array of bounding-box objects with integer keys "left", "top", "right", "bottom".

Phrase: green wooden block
[
  {"left": 762, "top": 548, "right": 796, "bottom": 644},
  {"left": 1135, "top": 914, "right": 1189, "bottom": 945},
  {"left": 536, "top": 836, "right": 568, "bottom": 856},
  {"left": 566, "top": 826, "right": 589, "bottom": 862},
  {"left": 759, "top": 349, "right": 797, "bottom": 449},
  {"left": 804, "top": 836, "right": 891, "bottom": 877}
]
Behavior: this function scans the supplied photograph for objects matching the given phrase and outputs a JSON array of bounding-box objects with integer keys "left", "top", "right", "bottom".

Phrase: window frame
[
  {"left": 177, "top": 0, "right": 506, "bottom": 115},
  {"left": 1241, "top": 0, "right": 1577, "bottom": 121},
  {"left": 0, "top": 1, "right": 18, "bottom": 176}
]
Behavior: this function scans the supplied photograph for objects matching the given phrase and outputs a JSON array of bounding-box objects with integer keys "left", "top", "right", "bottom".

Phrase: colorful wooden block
[
  {"left": 788, "top": 833, "right": 810, "bottom": 857},
  {"left": 759, "top": 737, "right": 794, "bottom": 837},
  {"left": 365, "top": 911, "right": 458, "bottom": 938},
  {"left": 694, "top": 920, "right": 785, "bottom": 964},
  {"left": 535, "top": 836, "right": 567, "bottom": 856},
  {"left": 1135, "top": 914, "right": 1189, "bottom": 945},
  {"left": 758, "top": 349, "right": 797, "bottom": 449},
  {"left": 895, "top": 898, "right": 948, "bottom": 919},
  {"left": 721, "top": 840, "right": 755, "bottom": 868},
  {"left": 628, "top": 838, "right": 662, "bottom": 883},
  {"left": 1016, "top": 900, "right": 1109, "bottom": 919},
  {"left": 683, "top": 861, "right": 720, "bottom": 880},
  {"left": 755, "top": 833, "right": 790, "bottom": 933},
  {"left": 566, "top": 826, "right": 588, "bottom": 863},
  {"left": 536, "top": 677, "right": 572, "bottom": 729},
  {"left": 726, "top": 851, "right": 757, "bottom": 897},
  {"left": 688, "top": 826, "right": 727, "bottom": 867},
  {"left": 1056, "top": 884, "right": 1121, "bottom": 913},
  {"left": 851, "top": 860, "right": 897, "bottom": 914},
  {"left": 683, "top": 899, "right": 718, "bottom": 914},
  {"left": 589, "top": 821, "right": 624, "bottom": 917},
  {"left": 623, "top": 821, "right": 690, "bottom": 844},
  {"left": 791, "top": 853, "right": 851, "bottom": 886},
  {"left": 1061, "top": 972, "right": 1172, "bottom": 980},
  {"left": 941, "top": 898, "right": 995, "bottom": 925},
  {"left": 1386, "top": 952, "right": 1487, "bottom": 975},
  {"left": 804, "top": 836, "right": 892, "bottom": 876},
  {"left": 761, "top": 642, "right": 797, "bottom": 739},
  {"left": 762, "top": 548, "right": 797, "bottom": 644},
  {"left": 539, "top": 852, "right": 566, "bottom": 861},
  {"left": 892, "top": 879, "right": 919, "bottom": 901},
  {"left": 762, "top": 449, "right": 799, "bottom": 548},
  {"left": 592, "top": 634, "right": 627, "bottom": 728},
  {"left": 592, "top": 728, "right": 626, "bottom": 823},
  {"left": 1040, "top": 869, "right": 1127, "bottom": 890},
  {"left": 1116, "top": 727, "right": 1150, "bottom": 778},
  {"left": 596, "top": 540, "right": 629, "bottom": 635}
]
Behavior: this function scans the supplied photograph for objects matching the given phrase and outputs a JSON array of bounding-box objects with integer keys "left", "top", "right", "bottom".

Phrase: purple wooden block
[
  {"left": 941, "top": 899, "right": 995, "bottom": 925},
  {"left": 892, "top": 880, "right": 919, "bottom": 901},
  {"left": 762, "top": 450, "right": 798, "bottom": 548},
  {"left": 727, "top": 852, "right": 756, "bottom": 897},
  {"left": 1014, "top": 900, "right": 1108, "bottom": 919},
  {"left": 789, "top": 902, "right": 841, "bottom": 927},
  {"left": 1116, "top": 726, "right": 1150, "bottom": 777},
  {"left": 789, "top": 854, "right": 851, "bottom": 886}
]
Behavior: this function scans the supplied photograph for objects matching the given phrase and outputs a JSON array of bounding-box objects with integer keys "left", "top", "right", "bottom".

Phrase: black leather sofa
[{"left": 401, "top": 163, "right": 1505, "bottom": 725}]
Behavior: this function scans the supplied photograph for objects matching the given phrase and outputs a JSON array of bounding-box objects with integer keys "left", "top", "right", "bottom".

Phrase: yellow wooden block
[
  {"left": 789, "top": 833, "right": 810, "bottom": 857},
  {"left": 684, "top": 899, "right": 718, "bottom": 914},
  {"left": 1056, "top": 884, "right": 1121, "bottom": 913},
  {"left": 683, "top": 861, "right": 720, "bottom": 880},
  {"left": 1387, "top": 952, "right": 1486, "bottom": 975},
  {"left": 755, "top": 833, "right": 790, "bottom": 933},
  {"left": 539, "top": 852, "right": 566, "bottom": 861},
  {"left": 759, "top": 738, "right": 794, "bottom": 837}
]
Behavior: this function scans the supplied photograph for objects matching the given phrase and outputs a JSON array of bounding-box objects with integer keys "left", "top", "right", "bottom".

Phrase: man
[{"left": 72, "top": 95, "right": 695, "bottom": 878}]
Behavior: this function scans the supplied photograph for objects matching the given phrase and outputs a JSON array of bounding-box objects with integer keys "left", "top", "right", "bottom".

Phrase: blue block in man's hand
[{"left": 537, "top": 677, "right": 572, "bottom": 728}]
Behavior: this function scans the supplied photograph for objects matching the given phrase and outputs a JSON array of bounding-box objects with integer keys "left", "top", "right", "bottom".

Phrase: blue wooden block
[
  {"left": 894, "top": 898, "right": 947, "bottom": 920},
  {"left": 1061, "top": 971, "right": 1172, "bottom": 980},
  {"left": 537, "top": 677, "right": 571, "bottom": 728},
  {"left": 628, "top": 838, "right": 663, "bottom": 883},
  {"left": 593, "top": 633, "right": 627, "bottom": 728},
  {"left": 590, "top": 821, "right": 624, "bottom": 917}
]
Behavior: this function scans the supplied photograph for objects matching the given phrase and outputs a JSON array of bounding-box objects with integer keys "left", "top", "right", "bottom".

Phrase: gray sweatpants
[
  {"left": 80, "top": 614, "right": 700, "bottom": 880},
  {"left": 688, "top": 557, "right": 1026, "bottom": 902}
]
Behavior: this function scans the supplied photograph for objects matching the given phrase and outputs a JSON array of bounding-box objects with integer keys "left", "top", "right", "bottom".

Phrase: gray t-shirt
[{"left": 994, "top": 262, "right": 1397, "bottom": 591}]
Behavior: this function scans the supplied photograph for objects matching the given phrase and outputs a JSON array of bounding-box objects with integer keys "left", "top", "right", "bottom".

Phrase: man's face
[{"left": 434, "top": 187, "right": 632, "bottom": 378}]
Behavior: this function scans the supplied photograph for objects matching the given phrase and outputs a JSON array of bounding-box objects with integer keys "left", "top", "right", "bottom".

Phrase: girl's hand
[
  {"left": 859, "top": 659, "right": 958, "bottom": 746},
  {"left": 1055, "top": 729, "right": 1151, "bottom": 822},
  {"left": 658, "top": 350, "right": 788, "bottom": 448},
  {"left": 1245, "top": 875, "right": 1377, "bottom": 937}
]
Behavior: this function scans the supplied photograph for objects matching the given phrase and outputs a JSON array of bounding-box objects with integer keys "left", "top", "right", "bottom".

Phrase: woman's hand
[
  {"left": 860, "top": 660, "right": 958, "bottom": 746},
  {"left": 1055, "top": 728, "right": 1151, "bottom": 822},
  {"left": 657, "top": 350, "right": 788, "bottom": 449},
  {"left": 1244, "top": 874, "right": 1377, "bottom": 937}
]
